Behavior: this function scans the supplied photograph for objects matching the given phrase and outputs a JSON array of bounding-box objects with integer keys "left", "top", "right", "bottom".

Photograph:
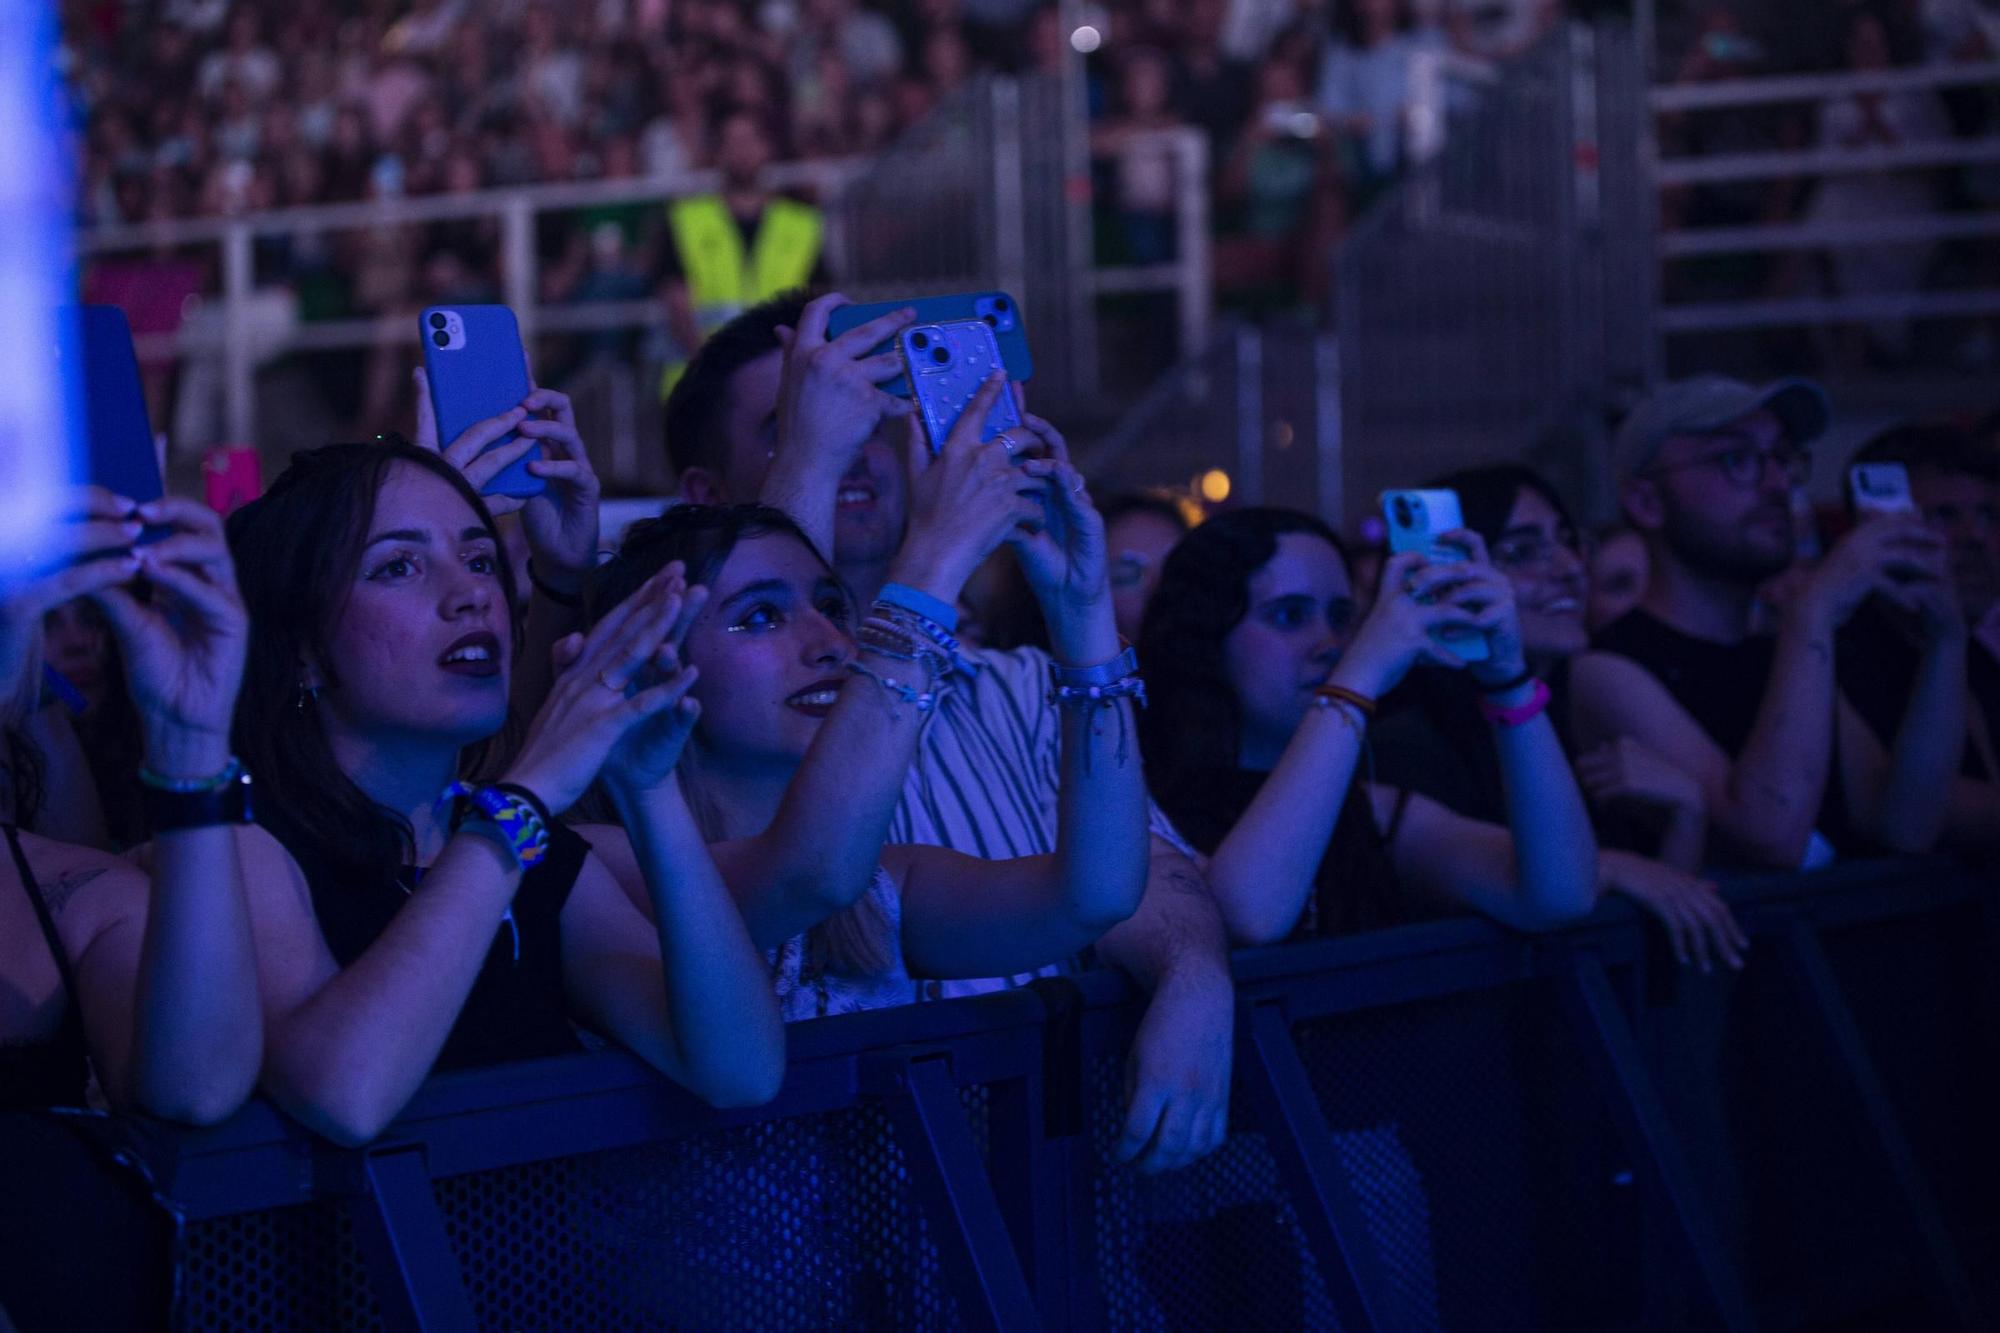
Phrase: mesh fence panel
[
  {"left": 1086, "top": 981, "right": 1642, "bottom": 1333},
  {"left": 178, "top": 1091, "right": 993, "bottom": 1332}
]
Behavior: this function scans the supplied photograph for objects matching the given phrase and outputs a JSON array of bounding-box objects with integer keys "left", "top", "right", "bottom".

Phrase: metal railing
[
  {"left": 1634, "top": 0, "right": 2000, "bottom": 368},
  {"left": 4, "top": 857, "right": 1993, "bottom": 1332},
  {"left": 76, "top": 74, "right": 1213, "bottom": 489}
]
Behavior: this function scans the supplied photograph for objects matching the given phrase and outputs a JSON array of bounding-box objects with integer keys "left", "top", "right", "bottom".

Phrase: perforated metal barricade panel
[
  {"left": 178, "top": 1091, "right": 991, "bottom": 1332},
  {"left": 1086, "top": 981, "right": 1641, "bottom": 1333}
]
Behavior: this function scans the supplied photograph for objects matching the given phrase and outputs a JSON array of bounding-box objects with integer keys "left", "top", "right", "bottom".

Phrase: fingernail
[{"left": 123, "top": 520, "right": 144, "bottom": 537}]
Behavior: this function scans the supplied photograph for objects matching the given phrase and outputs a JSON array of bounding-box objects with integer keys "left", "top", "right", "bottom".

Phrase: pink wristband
[{"left": 1477, "top": 677, "right": 1551, "bottom": 727}]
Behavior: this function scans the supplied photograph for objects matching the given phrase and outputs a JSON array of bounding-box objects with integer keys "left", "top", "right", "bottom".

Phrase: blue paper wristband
[{"left": 878, "top": 582, "right": 960, "bottom": 634}]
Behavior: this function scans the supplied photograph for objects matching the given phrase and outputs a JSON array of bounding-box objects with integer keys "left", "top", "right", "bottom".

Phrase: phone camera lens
[
  {"left": 994, "top": 298, "right": 1008, "bottom": 311},
  {"left": 1393, "top": 496, "right": 1413, "bottom": 527},
  {"left": 432, "top": 330, "right": 450, "bottom": 348},
  {"left": 429, "top": 312, "right": 447, "bottom": 330},
  {"left": 911, "top": 332, "right": 929, "bottom": 350},
  {"left": 931, "top": 347, "right": 949, "bottom": 365},
  {"left": 983, "top": 314, "right": 998, "bottom": 326}
]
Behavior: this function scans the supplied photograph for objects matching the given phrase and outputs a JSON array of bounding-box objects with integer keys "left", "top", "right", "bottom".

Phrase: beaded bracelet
[
  {"left": 1046, "top": 648, "right": 1147, "bottom": 770},
  {"left": 869, "top": 600, "right": 974, "bottom": 678},
  {"left": 847, "top": 659, "right": 941, "bottom": 715},
  {"left": 877, "top": 581, "right": 960, "bottom": 633}
]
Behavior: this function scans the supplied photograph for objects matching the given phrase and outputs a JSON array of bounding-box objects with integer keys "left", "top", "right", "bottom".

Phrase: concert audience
[
  {"left": 1137, "top": 506, "right": 1599, "bottom": 944},
  {"left": 2, "top": 490, "right": 261, "bottom": 1122},
  {"left": 667, "top": 291, "right": 1238, "bottom": 1174},
  {"left": 1571, "top": 376, "right": 1968, "bottom": 870},
  {"left": 219, "top": 436, "right": 783, "bottom": 1143},
  {"left": 1101, "top": 491, "right": 1194, "bottom": 643}
]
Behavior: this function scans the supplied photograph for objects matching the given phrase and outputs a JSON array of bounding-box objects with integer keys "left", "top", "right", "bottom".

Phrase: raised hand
[
  {"left": 413, "top": 368, "right": 603, "bottom": 597},
  {"left": 1428, "top": 530, "right": 1529, "bottom": 688},
  {"left": 891, "top": 371, "right": 1045, "bottom": 603},
  {"left": 1328, "top": 550, "right": 1485, "bottom": 698},
  {"left": 502, "top": 566, "right": 702, "bottom": 815},
  {"left": 596, "top": 579, "right": 707, "bottom": 798},
  {"left": 0, "top": 487, "right": 151, "bottom": 724},
  {"left": 773, "top": 293, "right": 916, "bottom": 477},
  {"left": 1802, "top": 517, "right": 1951, "bottom": 632},
  {"left": 1009, "top": 417, "right": 1117, "bottom": 663},
  {"left": 85, "top": 497, "right": 250, "bottom": 779}
]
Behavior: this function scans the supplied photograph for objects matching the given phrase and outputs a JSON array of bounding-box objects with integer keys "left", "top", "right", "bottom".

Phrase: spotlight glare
[{"left": 1069, "top": 24, "right": 1102, "bottom": 53}]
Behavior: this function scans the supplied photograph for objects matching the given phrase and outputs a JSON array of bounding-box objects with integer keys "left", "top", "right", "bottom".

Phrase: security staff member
[{"left": 659, "top": 111, "right": 826, "bottom": 396}]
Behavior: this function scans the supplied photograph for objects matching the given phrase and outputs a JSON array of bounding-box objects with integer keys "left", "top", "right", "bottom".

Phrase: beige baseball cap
[{"left": 1613, "top": 375, "right": 1831, "bottom": 480}]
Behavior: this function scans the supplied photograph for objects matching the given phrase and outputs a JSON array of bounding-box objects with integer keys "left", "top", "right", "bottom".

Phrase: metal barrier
[{"left": 2, "top": 857, "right": 1992, "bottom": 1332}]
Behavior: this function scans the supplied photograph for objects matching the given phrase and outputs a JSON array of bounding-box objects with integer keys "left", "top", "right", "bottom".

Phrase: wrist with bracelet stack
[
  {"left": 848, "top": 597, "right": 955, "bottom": 716},
  {"left": 1047, "top": 643, "right": 1146, "bottom": 768}
]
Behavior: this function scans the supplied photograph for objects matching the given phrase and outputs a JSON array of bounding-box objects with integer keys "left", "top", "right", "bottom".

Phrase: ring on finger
[{"left": 995, "top": 431, "right": 1017, "bottom": 454}]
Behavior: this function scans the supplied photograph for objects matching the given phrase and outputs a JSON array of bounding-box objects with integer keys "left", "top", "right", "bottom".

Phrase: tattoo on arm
[{"left": 39, "top": 867, "right": 107, "bottom": 919}]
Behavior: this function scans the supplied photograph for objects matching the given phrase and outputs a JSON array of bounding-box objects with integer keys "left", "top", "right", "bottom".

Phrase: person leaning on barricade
[
  {"left": 1137, "top": 507, "right": 1600, "bottom": 943},
  {"left": 1366, "top": 465, "right": 1748, "bottom": 972},
  {"left": 1835, "top": 423, "right": 2000, "bottom": 853},
  {"left": 216, "top": 429, "right": 784, "bottom": 1146},
  {"left": 581, "top": 472, "right": 1147, "bottom": 1021},
  {"left": 657, "top": 290, "right": 1237, "bottom": 1174},
  {"left": 1570, "top": 377, "right": 1970, "bottom": 871},
  {"left": 0, "top": 489, "right": 261, "bottom": 1123}
]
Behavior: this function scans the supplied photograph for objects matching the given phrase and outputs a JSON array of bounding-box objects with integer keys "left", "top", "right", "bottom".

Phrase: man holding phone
[
  {"left": 1571, "top": 376, "right": 1969, "bottom": 870},
  {"left": 1837, "top": 425, "right": 2000, "bottom": 832},
  {"left": 666, "top": 291, "right": 1238, "bottom": 1176}
]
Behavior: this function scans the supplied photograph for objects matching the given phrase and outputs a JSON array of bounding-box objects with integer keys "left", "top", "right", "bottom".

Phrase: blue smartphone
[
  {"left": 826, "top": 292, "right": 1033, "bottom": 398},
  {"left": 904, "top": 319, "right": 1024, "bottom": 454},
  {"left": 1380, "top": 488, "right": 1490, "bottom": 664},
  {"left": 419, "top": 305, "right": 542, "bottom": 499},
  {"left": 77, "top": 305, "right": 167, "bottom": 545}
]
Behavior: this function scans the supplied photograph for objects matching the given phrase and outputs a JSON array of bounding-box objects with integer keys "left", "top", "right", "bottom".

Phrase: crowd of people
[{"left": 6, "top": 279, "right": 1998, "bottom": 1168}]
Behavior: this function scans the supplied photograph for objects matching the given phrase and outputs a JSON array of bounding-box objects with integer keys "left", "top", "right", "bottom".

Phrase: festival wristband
[
  {"left": 1476, "top": 677, "right": 1551, "bottom": 727},
  {"left": 1048, "top": 645, "right": 1139, "bottom": 692},
  {"left": 878, "top": 581, "right": 959, "bottom": 633},
  {"left": 140, "top": 758, "right": 254, "bottom": 831},
  {"left": 439, "top": 782, "right": 551, "bottom": 868}
]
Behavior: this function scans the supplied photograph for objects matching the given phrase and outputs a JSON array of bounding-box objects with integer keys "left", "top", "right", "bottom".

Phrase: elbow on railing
[
  {"left": 687, "top": 1059, "right": 787, "bottom": 1111},
  {"left": 132, "top": 1068, "right": 261, "bottom": 1129}
]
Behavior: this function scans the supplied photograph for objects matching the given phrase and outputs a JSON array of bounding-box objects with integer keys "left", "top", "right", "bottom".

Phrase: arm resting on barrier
[
  {"left": 1837, "top": 630, "right": 1963, "bottom": 855},
  {"left": 239, "top": 823, "right": 529, "bottom": 1147},
  {"left": 1375, "top": 783, "right": 1598, "bottom": 933},
  {"left": 567, "top": 792, "right": 786, "bottom": 1109}
]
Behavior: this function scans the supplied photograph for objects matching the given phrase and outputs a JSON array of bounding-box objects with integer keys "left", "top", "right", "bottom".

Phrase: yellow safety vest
[{"left": 667, "top": 194, "right": 823, "bottom": 335}]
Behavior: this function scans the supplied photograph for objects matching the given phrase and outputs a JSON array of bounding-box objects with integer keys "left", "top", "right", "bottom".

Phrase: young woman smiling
[
  {"left": 222, "top": 441, "right": 783, "bottom": 1144},
  {"left": 1137, "top": 507, "right": 1599, "bottom": 943},
  {"left": 585, "top": 380, "right": 1148, "bottom": 1020}
]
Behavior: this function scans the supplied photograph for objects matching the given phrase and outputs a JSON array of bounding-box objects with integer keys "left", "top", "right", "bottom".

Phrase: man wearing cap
[{"left": 1569, "top": 375, "right": 1967, "bottom": 870}]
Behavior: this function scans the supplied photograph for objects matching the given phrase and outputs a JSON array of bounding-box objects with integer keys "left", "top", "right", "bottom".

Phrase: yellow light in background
[{"left": 1198, "top": 469, "right": 1232, "bottom": 504}]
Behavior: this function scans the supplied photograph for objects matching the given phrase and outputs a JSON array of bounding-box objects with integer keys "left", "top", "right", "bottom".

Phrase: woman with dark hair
[
  {"left": 222, "top": 440, "right": 783, "bottom": 1144},
  {"left": 584, "top": 411, "right": 1147, "bottom": 1020},
  {"left": 1, "top": 488, "right": 260, "bottom": 1121},
  {"left": 1370, "top": 466, "right": 1746, "bottom": 971},
  {"left": 1137, "top": 505, "right": 1597, "bottom": 942}
]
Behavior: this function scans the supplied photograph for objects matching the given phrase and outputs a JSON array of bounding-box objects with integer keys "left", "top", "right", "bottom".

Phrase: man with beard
[
  {"left": 656, "top": 112, "right": 826, "bottom": 398},
  {"left": 666, "top": 292, "right": 1236, "bottom": 1174},
  {"left": 1570, "top": 377, "right": 1968, "bottom": 871}
]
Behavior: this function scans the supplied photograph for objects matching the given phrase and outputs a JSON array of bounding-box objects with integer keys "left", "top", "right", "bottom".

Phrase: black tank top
[
  {"left": 1593, "top": 608, "right": 1857, "bottom": 856},
  {"left": 1, "top": 825, "right": 90, "bottom": 1110},
  {"left": 265, "top": 816, "right": 589, "bottom": 1072}
]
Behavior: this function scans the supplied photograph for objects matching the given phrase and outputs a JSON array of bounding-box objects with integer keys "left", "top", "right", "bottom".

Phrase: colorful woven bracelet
[
  {"left": 1312, "top": 682, "right": 1378, "bottom": 718},
  {"left": 438, "top": 781, "right": 551, "bottom": 868}
]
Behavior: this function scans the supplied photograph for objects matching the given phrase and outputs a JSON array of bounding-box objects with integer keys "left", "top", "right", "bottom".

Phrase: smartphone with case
[
  {"left": 827, "top": 292, "right": 1033, "bottom": 398},
  {"left": 903, "top": 319, "right": 1025, "bottom": 454},
  {"left": 1380, "top": 488, "right": 1490, "bottom": 663},
  {"left": 419, "top": 305, "right": 543, "bottom": 499},
  {"left": 76, "top": 305, "right": 167, "bottom": 546},
  {"left": 1849, "top": 463, "right": 1917, "bottom": 520}
]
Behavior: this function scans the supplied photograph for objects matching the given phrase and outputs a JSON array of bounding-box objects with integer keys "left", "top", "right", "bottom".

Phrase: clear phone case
[{"left": 903, "top": 319, "right": 1024, "bottom": 453}]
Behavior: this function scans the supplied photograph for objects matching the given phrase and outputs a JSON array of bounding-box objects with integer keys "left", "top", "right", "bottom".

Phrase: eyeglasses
[
  {"left": 1648, "top": 437, "right": 1811, "bottom": 490},
  {"left": 1492, "top": 527, "right": 1585, "bottom": 571}
]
